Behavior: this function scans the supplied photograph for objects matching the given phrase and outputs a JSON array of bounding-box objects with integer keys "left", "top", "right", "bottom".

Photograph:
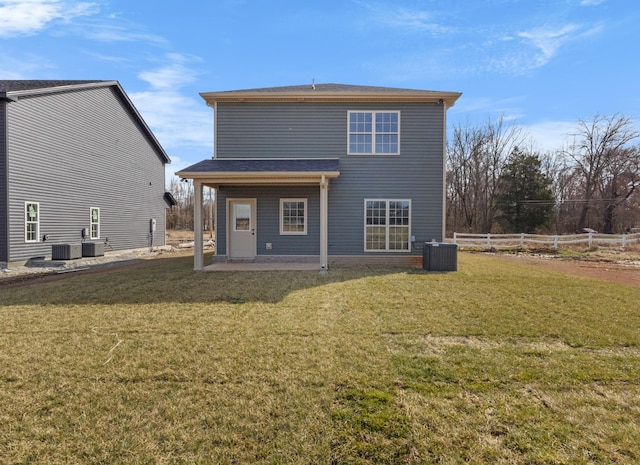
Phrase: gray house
[
  {"left": 0, "top": 80, "right": 172, "bottom": 267},
  {"left": 177, "top": 83, "right": 461, "bottom": 271}
]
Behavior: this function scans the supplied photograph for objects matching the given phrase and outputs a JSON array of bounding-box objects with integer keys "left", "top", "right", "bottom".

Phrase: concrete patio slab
[{"left": 203, "top": 262, "right": 321, "bottom": 271}]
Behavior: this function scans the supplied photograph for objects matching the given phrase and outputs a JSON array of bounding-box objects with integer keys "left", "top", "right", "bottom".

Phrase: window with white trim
[
  {"left": 25, "top": 202, "right": 40, "bottom": 243},
  {"left": 280, "top": 199, "right": 307, "bottom": 235},
  {"left": 364, "top": 199, "right": 411, "bottom": 251},
  {"left": 348, "top": 111, "right": 400, "bottom": 155},
  {"left": 90, "top": 207, "right": 100, "bottom": 239}
]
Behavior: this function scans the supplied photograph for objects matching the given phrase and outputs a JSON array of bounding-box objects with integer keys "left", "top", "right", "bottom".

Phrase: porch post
[
  {"left": 194, "top": 180, "right": 204, "bottom": 271},
  {"left": 320, "top": 175, "right": 329, "bottom": 273}
]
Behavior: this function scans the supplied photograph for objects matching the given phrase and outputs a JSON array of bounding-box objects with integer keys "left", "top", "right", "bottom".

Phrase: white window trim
[
  {"left": 90, "top": 207, "right": 100, "bottom": 240},
  {"left": 280, "top": 198, "right": 307, "bottom": 235},
  {"left": 364, "top": 199, "right": 412, "bottom": 252},
  {"left": 25, "top": 201, "right": 40, "bottom": 243},
  {"left": 347, "top": 110, "right": 401, "bottom": 156}
]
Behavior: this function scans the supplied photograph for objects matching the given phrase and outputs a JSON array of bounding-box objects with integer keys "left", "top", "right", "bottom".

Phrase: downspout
[
  {"left": 0, "top": 95, "right": 14, "bottom": 264},
  {"left": 319, "top": 175, "right": 329, "bottom": 274},
  {"left": 441, "top": 99, "right": 448, "bottom": 242},
  {"left": 212, "top": 101, "right": 218, "bottom": 159}
]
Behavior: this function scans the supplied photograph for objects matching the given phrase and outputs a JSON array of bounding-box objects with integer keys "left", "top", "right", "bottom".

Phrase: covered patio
[{"left": 177, "top": 158, "right": 340, "bottom": 272}]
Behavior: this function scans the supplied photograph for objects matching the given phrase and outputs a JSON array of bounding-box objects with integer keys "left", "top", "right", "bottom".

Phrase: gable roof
[
  {"left": 201, "top": 83, "right": 461, "bottom": 106},
  {"left": 0, "top": 80, "right": 170, "bottom": 164}
]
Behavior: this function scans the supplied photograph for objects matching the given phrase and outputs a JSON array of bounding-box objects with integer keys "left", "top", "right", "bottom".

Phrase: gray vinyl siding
[
  {"left": 6, "top": 86, "right": 167, "bottom": 263},
  {"left": 216, "top": 102, "right": 445, "bottom": 255},
  {"left": 216, "top": 185, "right": 320, "bottom": 256},
  {"left": 0, "top": 101, "right": 8, "bottom": 263}
]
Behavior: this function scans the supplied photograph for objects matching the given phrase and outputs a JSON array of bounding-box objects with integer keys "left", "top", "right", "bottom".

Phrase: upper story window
[
  {"left": 348, "top": 111, "right": 400, "bottom": 155},
  {"left": 25, "top": 202, "right": 40, "bottom": 243},
  {"left": 90, "top": 207, "right": 100, "bottom": 240}
]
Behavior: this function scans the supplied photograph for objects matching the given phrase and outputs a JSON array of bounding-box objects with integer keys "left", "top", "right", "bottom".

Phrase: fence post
[
  {"left": 622, "top": 234, "right": 627, "bottom": 249},
  {"left": 487, "top": 233, "right": 491, "bottom": 248},
  {"left": 554, "top": 235, "right": 558, "bottom": 249},
  {"left": 520, "top": 233, "right": 525, "bottom": 248},
  {"left": 588, "top": 232, "right": 593, "bottom": 249},
  {"left": 453, "top": 232, "right": 457, "bottom": 245}
]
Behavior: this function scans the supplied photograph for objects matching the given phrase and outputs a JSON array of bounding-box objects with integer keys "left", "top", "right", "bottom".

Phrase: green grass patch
[{"left": 1, "top": 253, "right": 639, "bottom": 463}]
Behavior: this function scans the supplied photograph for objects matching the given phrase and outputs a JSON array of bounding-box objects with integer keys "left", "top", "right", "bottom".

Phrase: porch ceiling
[{"left": 176, "top": 158, "right": 340, "bottom": 186}]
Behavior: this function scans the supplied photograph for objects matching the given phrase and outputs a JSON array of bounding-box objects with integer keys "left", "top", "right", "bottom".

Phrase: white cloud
[
  {"left": 378, "top": 8, "right": 451, "bottom": 35},
  {"left": 78, "top": 19, "right": 167, "bottom": 45},
  {"left": 518, "top": 24, "right": 580, "bottom": 62},
  {"left": 138, "top": 55, "right": 202, "bottom": 90},
  {"left": 580, "top": 0, "right": 605, "bottom": 5},
  {"left": 0, "top": 51, "right": 55, "bottom": 77},
  {"left": 0, "top": 0, "right": 97, "bottom": 38},
  {"left": 128, "top": 55, "right": 212, "bottom": 154},
  {"left": 450, "top": 95, "right": 525, "bottom": 121},
  {"left": 129, "top": 89, "right": 212, "bottom": 151},
  {"left": 355, "top": 1, "right": 451, "bottom": 36},
  {"left": 523, "top": 121, "right": 577, "bottom": 152},
  {"left": 517, "top": 23, "right": 602, "bottom": 69}
]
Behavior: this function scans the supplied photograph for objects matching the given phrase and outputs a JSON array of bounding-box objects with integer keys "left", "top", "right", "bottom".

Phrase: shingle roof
[
  {"left": 0, "top": 80, "right": 106, "bottom": 93},
  {"left": 179, "top": 158, "right": 340, "bottom": 174},
  {"left": 208, "top": 83, "right": 446, "bottom": 94},
  {"left": 200, "top": 83, "right": 462, "bottom": 106}
]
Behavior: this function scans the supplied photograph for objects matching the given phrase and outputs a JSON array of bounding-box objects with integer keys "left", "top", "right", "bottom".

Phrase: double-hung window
[
  {"left": 90, "top": 207, "right": 100, "bottom": 239},
  {"left": 348, "top": 111, "right": 400, "bottom": 155},
  {"left": 364, "top": 199, "right": 411, "bottom": 251},
  {"left": 25, "top": 202, "right": 40, "bottom": 242},
  {"left": 280, "top": 199, "right": 307, "bottom": 235}
]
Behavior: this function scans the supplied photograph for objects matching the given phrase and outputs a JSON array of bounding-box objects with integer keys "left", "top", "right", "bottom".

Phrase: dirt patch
[
  {"left": 490, "top": 252, "right": 640, "bottom": 288},
  {"left": 0, "top": 248, "right": 194, "bottom": 289}
]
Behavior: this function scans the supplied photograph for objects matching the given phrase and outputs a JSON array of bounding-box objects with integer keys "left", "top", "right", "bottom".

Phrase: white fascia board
[
  {"left": 176, "top": 171, "right": 340, "bottom": 182},
  {"left": 201, "top": 92, "right": 462, "bottom": 108}
]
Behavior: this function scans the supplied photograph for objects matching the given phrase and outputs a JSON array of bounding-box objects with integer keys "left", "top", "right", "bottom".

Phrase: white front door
[{"left": 228, "top": 199, "right": 256, "bottom": 259}]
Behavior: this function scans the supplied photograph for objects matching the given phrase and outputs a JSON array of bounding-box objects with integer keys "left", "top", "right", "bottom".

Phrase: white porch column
[
  {"left": 194, "top": 180, "right": 204, "bottom": 271},
  {"left": 320, "top": 175, "right": 329, "bottom": 273}
]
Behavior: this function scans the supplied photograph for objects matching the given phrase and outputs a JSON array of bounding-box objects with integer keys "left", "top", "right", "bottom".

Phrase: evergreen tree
[{"left": 496, "top": 148, "right": 555, "bottom": 233}]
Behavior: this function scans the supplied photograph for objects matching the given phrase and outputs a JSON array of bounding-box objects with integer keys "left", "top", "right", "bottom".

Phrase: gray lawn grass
[{"left": 1, "top": 253, "right": 639, "bottom": 464}]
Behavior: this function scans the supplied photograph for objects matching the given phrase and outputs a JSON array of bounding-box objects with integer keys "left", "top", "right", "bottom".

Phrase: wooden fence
[{"left": 452, "top": 232, "right": 640, "bottom": 250}]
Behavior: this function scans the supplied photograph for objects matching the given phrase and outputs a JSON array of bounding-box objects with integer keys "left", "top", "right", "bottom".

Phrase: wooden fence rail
[{"left": 452, "top": 232, "right": 640, "bottom": 249}]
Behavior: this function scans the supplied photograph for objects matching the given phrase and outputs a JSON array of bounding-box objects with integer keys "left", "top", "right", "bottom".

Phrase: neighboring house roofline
[
  {"left": 200, "top": 83, "right": 462, "bottom": 107},
  {"left": 0, "top": 80, "right": 171, "bottom": 164}
]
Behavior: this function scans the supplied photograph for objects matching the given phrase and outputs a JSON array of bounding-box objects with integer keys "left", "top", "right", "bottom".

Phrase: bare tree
[
  {"left": 447, "top": 116, "right": 527, "bottom": 233},
  {"left": 599, "top": 146, "right": 640, "bottom": 233},
  {"left": 563, "top": 114, "right": 640, "bottom": 231}
]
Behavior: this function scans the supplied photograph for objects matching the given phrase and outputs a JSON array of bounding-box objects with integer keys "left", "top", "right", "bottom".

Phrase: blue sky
[{"left": 1, "top": 0, "right": 638, "bottom": 180}]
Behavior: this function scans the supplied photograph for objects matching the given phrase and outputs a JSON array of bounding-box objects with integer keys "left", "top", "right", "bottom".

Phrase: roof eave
[
  {"left": 200, "top": 91, "right": 462, "bottom": 107},
  {"left": 176, "top": 170, "right": 341, "bottom": 184},
  {"left": 5, "top": 80, "right": 119, "bottom": 99},
  {"left": 0, "top": 93, "right": 18, "bottom": 103}
]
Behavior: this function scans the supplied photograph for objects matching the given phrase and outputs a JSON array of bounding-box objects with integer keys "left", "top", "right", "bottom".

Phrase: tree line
[
  {"left": 447, "top": 113, "right": 640, "bottom": 235},
  {"left": 166, "top": 178, "right": 214, "bottom": 234},
  {"left": 166, "top": 113, "right": 640, "bottom": 236}
]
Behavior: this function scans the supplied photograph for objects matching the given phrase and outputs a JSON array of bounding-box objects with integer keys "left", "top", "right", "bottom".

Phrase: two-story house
[
  {"left": 177, "top": 83, "right": 461, "bottom": 272},
  {"left": 0, "top": 80, "right": 173, "bottom": 267}
]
